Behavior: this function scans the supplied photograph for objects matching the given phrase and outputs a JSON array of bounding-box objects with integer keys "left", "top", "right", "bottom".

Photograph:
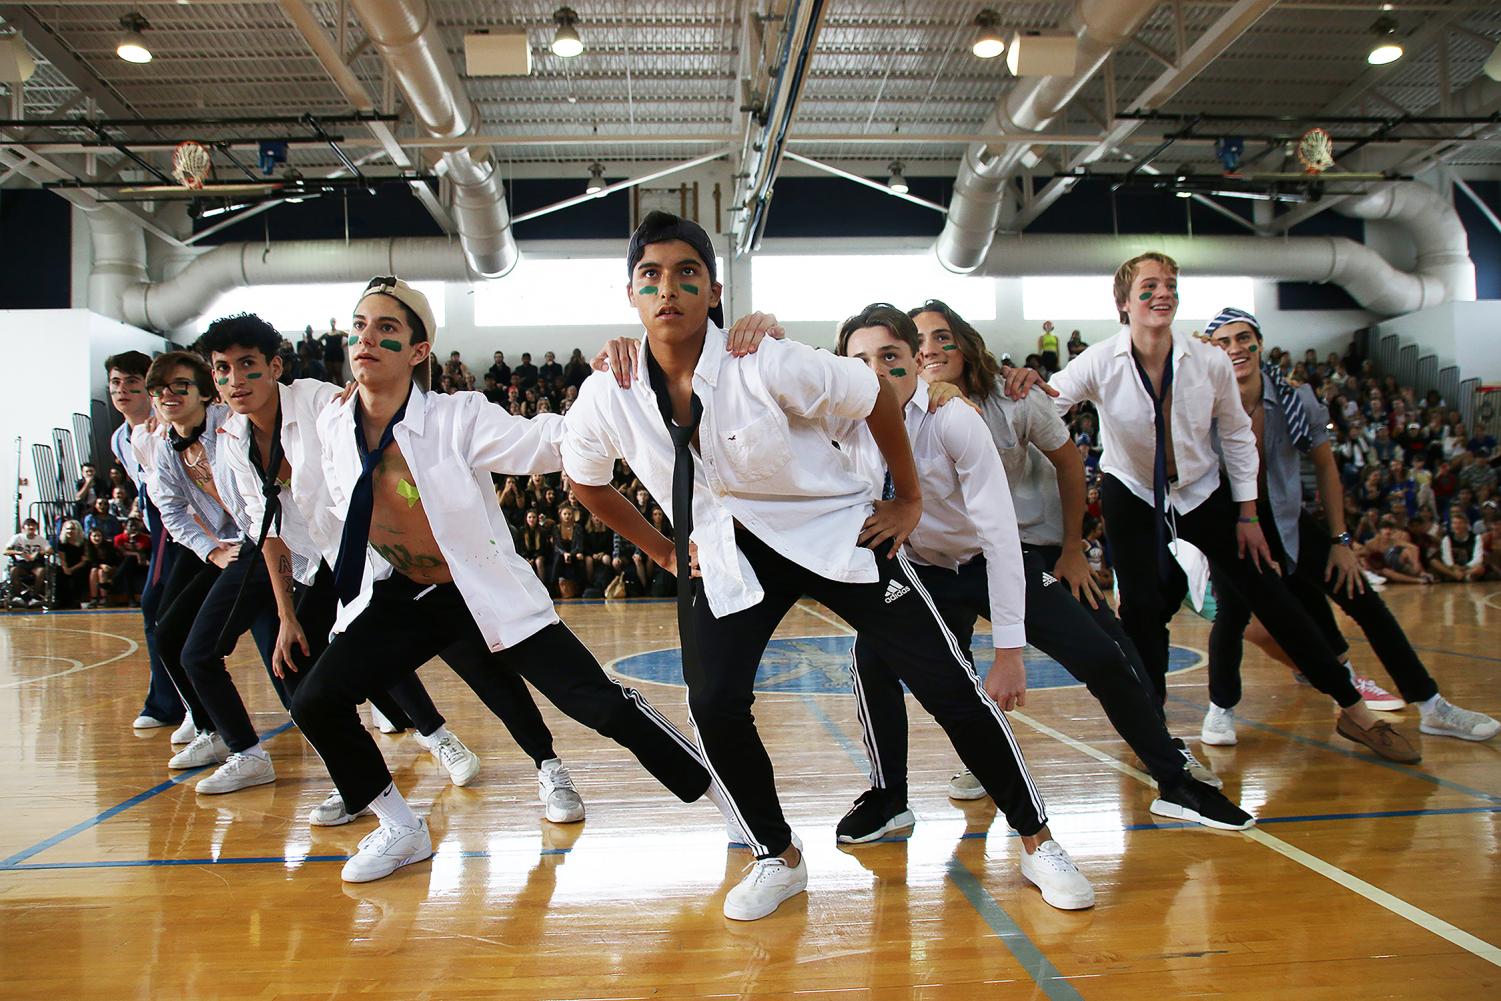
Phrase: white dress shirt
[
  {"left": 832, "top": 379, "right": 1027, "bottom": 649},
  {"left": 317, "top": 384, "right": 566, "bottom": 652},
  {"left": 149, "top": 403, "right": 242, "bottom": 561},
  {"left": 1048, "top": 329, "right": 1259, "bottom": 514},
  {"left": 219, "top": 379, "right": 336, "bottom": 586},
  {"left": 976, "top": 386, "right": 1072, "bottom": 548},
  {"left": 561, "top": 325, "right": 882, "bottom": 619}
]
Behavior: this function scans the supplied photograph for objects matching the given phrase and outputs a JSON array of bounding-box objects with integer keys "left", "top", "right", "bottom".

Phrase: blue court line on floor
[
  {"left": 1164, "top": 694, "right": 1501, "bottom": 805},
  {"left": 6, "top": 806, "right": 1496, "bottom": 874},
  {"left": 0, "top": 720, "right": 297, "bottom": 868},
  {"left": 798, "top": 694, "right": 869, "bottom": 771}
]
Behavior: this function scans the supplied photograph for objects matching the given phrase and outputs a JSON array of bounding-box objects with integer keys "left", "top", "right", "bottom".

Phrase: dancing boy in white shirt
[
  {"left": 1047, "top": 253, "right": 1418, "bottom": 762},
  {"left": 832, "top": 304, "right": 1252, "bottom": 836},
  {"left": 289, "top": 278, "right": 719, "bottom": 883},
  {"left": 564, "top": 214, "right": 1081, "bottom": 920}
]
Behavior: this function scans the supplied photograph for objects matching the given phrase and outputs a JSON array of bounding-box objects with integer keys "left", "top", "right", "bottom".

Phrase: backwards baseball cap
[
  {"left": 358, "top": 276, "right": 437, "bottom": 349},
  {"left": 626, "top": 210, "right": 724, "bottom": 328},
  {"left": 1204, "top": 306, "right": 1260, "bottom": 338}
]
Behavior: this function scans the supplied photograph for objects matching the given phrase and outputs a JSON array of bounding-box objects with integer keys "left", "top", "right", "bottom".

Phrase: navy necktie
[
  {"left": 1131, "top": 350, "right": 1175, "bottom": 579},
  {"left": 333, "top": 398, "right": 407, "bottom": 604}
]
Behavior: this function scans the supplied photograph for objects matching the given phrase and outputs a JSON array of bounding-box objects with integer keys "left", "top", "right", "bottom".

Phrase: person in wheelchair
[{"left": 5, "top": 518, "right": 52, "bottom": 608}]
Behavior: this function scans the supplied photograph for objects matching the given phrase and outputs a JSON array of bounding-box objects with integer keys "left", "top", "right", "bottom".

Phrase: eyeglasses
[{"left": 147, "top": 379, "right": 196, "bottom": 398}]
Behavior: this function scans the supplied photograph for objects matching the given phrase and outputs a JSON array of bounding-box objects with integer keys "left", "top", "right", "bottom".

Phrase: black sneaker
[
  {"left": 1171, "top": 736, "right": 1224, "bottom": 789},
  {"left": 836, "top": 789, "right": 916, "bottom": 844},
  {"left": 1150, "top": 779, "right": 1254, "bottom": 831}
]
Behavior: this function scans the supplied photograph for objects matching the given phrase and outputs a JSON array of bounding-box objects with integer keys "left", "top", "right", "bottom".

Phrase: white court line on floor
[
  {"left": 793, "top": 599, "right": 1501, "bottom": 969},
  {"left": 1480, "top": 589, "right": 1501, "bottom": 612},
  {"left": 0, "top": 627, "right": 141, "bottom": 689}
]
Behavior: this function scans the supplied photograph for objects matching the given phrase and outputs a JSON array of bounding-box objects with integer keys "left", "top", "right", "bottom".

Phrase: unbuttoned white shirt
[
  {"left": 1048, "top": 329, "right": 1259, "bottom": 514},
  {"left": 561, "top": 325, "right": 882, "bottom": 619},
  {"left": 318, "top": 383, "right": 566, "bottom": 652},
  {"left": 220, "top": 379, "right": 339, "bottom": 586},
  {"left": 833, "top": 380, "right": 1027, "bottom": 649}
]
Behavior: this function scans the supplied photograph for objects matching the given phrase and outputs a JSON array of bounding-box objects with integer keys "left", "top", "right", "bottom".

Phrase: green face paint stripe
[
  {"left": 942, "top": 344, "right": 958, "bottom": 351},
  {"left": 888, "top": 367, "right": 907, "bottom": 377},
  {"left": 1138, "top": 292, "right": 1153, "bottom": 301},
  {"left": 246, "top": 371, "right": 264, "bottom": 379},
  {"left": 637, "top": 285, "right": 659, "bottom": 296},
  {"left": 379, "top": 339, "right": 403, "bottom": 352},
  {"left": 681, "top": 283, "right": 700, "bottom": 295},
  {"left": 397, "top": 478, "right": 421, "bottom": 508},
  {"left": 347, "top": 334, "right": 360, "bottom": 346},
  {"left": 216, "top": 377, "right": 229, "bottom": 385}
]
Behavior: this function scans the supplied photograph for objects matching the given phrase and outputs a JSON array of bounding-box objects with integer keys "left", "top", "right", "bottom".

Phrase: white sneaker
[
  {"left": 1419, "top": 697, "right": 1501, "bottom": 742},
  {"left": 946, "top": 769, "right": 988, "bottom": 800},
  {"left": 1171, "top": 737, "right": 1224, "bottom": 789},
  {"left": 170, "top": 718, "right": 198, "bottom": 745},
  {"left": 340, "top": 819, "right": 433, "bottom": 883},
  {"left": 168, "top": 730, "right": 230, "bottom": 769},
  {"left": 310, "top": 790, "right": 372, "bottom": 827},
  {"left": 132, "top": 714, "right": 170, "bottom": 729},
  {"left": 196, "top": 752, "right": 276, "bottom": 794},
  {"left": 415, "top": 731, "right": 481, "bottom": 787},
  {"left": 723, "top": 851, "right": 809, "bottom": 921},
  {"left": 538, "top": 758, "right": 585, "bottom": 823},
  {"left": 1019, "top": 840, "right": 1095, "bottom": 910},
  {"left": 1201, "top": 705, "right": 1238, "bottom": 747},
  {"left": 369, "top": 704, "right": 402, "bottom": 734}
]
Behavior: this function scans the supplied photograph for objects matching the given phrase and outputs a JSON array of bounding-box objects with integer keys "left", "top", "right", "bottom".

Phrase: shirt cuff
[
  {"left": 991, "top": 623, "right": 1027, "bottom": 649},
  {"left": 1229, "top": 478, "right": 1258, "bottom": 503}
]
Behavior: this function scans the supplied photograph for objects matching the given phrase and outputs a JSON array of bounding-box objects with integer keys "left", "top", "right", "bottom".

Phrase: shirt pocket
[
  {"left": 720, "top": 412, "right": 794, "bottom": 482},
  {"left": 916, "top": 454, "right": 961, "bottom": 502}
]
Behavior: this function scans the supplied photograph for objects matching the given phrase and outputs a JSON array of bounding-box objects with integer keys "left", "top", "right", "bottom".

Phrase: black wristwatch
[{"left": 1330, "top": 530, "right": 1353, "bottom": 547}]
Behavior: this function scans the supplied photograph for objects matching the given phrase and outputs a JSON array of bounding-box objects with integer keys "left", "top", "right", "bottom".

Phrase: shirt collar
[
  {"left": 1113, "top": 327, "right": 1191, "bottom": 362},
  {"left": 638, "top": 324, "right": 725, "bottom": 389},
  {"left": 905, "top": 377, "right": 930, "bottom": 420},
  {"left": 1260, "top": 369, "right": 1279, "bottom": 408}
]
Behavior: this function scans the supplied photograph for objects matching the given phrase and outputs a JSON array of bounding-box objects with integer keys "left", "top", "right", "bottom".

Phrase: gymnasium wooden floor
[{"left": 2, "top": 586, "right": 1498, "bottom": 1000}]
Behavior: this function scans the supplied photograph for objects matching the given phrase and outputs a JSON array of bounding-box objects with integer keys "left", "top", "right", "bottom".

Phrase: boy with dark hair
[
  {"left": 565, "top": 214, "right": 1091, "bottom": 919},
  {"left": 107, "top": 349, "right": 188, "bottom": 731},
  {"left": 288, "top": 277, "right": 721, "bottom": 883},
  {"left": 5, "top": 517, "right": 49, "bottom": 606}
]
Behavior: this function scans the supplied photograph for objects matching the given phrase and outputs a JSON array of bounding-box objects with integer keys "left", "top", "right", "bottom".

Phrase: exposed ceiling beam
[
  {"left": 0, "top": 5, "right": 139, "bottom": 121},
  {"left": 1317, "top": 12, "right": 1465, "bottom": 117},
  {"left": 0, "top": 142, "right": 186, "bottom": 245},
  {"left": 1006, "top": 0, "right": 1281, "bottom": 232}
]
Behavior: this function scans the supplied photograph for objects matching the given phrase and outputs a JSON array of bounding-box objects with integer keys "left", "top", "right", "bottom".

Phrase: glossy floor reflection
[{"left": 2, "top": 587, "right": 1499, "bottom": 999}]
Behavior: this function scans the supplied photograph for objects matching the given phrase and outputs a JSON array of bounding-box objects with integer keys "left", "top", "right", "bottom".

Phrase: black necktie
[
  {"left": 216, "top": 408, "right": 286, "bottom": 649},
  {"left": 333, "top": 398, "right": 407, "bottom": 605},
  {"left": 1131, "top": 350, "right": 1175, "bottom": 580},
  {"left": 646, "top": 348, "right": 703, "bottom": 676}
]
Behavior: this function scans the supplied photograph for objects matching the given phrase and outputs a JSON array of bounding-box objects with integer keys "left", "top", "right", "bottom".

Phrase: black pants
[
  {"left": 154, "top": 548, "right": 277, "bottom": 730},
  {"left": 1099, "top": 474, "right": 1361, "bottom": 710},
  {"left": 290, "top": 574, "right": 710, "bottom": 814},
  {"left": 854, "top": 545, "right": 1189, "bottom": 791},
  {"left": 695, "top": 531, "right": 1048, "bottom": 858},
  {"left": 1208, "top": 509, "right": 1439, "bottom": 708},
  {"left": 138, "top": 509, "right": 186, "bottom": 722}
]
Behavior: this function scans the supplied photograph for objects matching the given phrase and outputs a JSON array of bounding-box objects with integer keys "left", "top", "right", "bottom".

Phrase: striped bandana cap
[{"left": 1205, "top": 306, "right": 1314, "bottom": 454}]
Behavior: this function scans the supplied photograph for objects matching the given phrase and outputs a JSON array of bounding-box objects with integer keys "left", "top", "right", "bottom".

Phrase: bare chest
[{"left": 367, "top": 442, "right": 451, "bottom": 583}]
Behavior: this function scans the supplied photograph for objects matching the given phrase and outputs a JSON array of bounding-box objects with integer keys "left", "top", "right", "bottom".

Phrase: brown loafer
[{"left": 1336, "top": 714, "right": 1421, "bottom": 764}]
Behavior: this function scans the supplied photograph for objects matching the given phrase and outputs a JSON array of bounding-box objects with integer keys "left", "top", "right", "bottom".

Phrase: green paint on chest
[{"left": 396, "top": 478, "right": 421, "bottom": 508}]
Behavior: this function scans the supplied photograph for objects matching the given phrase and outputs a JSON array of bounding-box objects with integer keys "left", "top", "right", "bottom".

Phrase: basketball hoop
[
  {"left": 171, "top": 140, "right": 212, "bottom": 190},
  {"left": 1296, "top": 127, "right": 1335, "bottom": 175}
]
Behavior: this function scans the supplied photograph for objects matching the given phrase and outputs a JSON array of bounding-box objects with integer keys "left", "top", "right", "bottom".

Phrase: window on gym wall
[
  {"left": 750, "top": 254, "right": 997, "bottom": 322},
  {"left": 204, "top": 281, "right": 447, "bottom": 333},
  {"left": 471, "top": 256, "right": 725, "bottom": 327},
  {"left": 1021, "top": 275, "right": 1256, "bottom": 324}
]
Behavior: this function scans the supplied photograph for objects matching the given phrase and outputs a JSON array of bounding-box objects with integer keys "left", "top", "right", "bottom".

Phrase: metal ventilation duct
[{"left": 348, "top": 0, "right": 517, "bottom": 279}]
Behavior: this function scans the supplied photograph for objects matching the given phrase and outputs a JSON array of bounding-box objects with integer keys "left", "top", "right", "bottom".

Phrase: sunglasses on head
[{"left": 365, "top": 276, "right": 397, "bottom": 291}]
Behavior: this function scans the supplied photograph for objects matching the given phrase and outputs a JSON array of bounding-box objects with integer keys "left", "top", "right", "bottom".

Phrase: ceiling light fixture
[
  {"left": 551, "top": 7, "right": 583, "bottom": 58},
  {"left": 887, "top": 162, "right": 909, "bottom": 194},
  {"left": 585, "top": 163, "right": 605, "bottom": 194},
  {"left": 116, "top": 13, "right": 152, "bottom": 64},
  {"left": 1367, "top": 16, "right": 1403, "bottom": 65},
  {"left": 972, "top": 9, "right": 1004, "bottom": 59}
]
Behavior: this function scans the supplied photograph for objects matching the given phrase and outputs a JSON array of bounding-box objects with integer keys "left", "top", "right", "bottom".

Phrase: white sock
[
  {"left": 240, "top": 743, "right": 269, "bottom": 762},
  {"left": 1418, "top": 694, "right": 1443, "bottom": 716},
  {"left": 423, "top": 724, "right": 450, "bottom": 743},
  {"left": 368, "top": 782, "right": 420, "bottom": 830}
]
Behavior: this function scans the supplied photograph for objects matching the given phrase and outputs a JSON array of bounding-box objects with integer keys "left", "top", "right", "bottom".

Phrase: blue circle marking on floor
[{"left": 612, "top": 633, "right": 1203, "bottom": 695}]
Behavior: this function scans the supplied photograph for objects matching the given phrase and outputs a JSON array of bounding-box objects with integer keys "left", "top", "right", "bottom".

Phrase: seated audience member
[
  {"left": 113, "top": 517, "right": 151, "bottom": 602},
  {"left": 516, "top": 509, "right": 550, "bottom": 581},
  {"left": 82, "top": 496, "right": 122, "bottom": 542},
  {"left": 547, "top": 505, "right": 585, "bottom": 598},
  {"left": 5, "top": 517, "right": 51, "bottom": 605},
  {"left": 1432, "top": 509, "right": 1488, "bottom": 583},
  {"left": 1360, "top": 517, "right": 1432, "bottom": 584},
  {"left": 576, "top": 513, "right": 615, "bottom": 597},
  {"left": 84, "top": 526, "right": 123, "bottom": 607},
  {"left": 54, "top": 519, "right": 89, "bottom": 609}
]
